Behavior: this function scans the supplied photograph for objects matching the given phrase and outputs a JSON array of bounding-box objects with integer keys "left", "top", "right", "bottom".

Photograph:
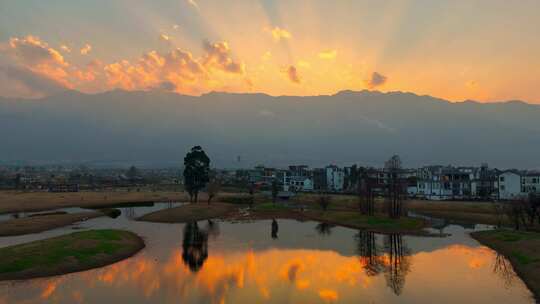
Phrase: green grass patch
[
  {"left": 308, "top": 211, "right": 424, "bottom": 231},
  {"left": 477, "top": 229, "right": 540, "bottom": 242},
  {"left": 511, "top": 251, "right": 540, "bottom": 265},
  {"left": 0, "top": 230, "right": 133, "bottom": 275}
]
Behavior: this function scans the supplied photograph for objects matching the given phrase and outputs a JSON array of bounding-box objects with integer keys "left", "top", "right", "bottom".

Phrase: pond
[{"left": 0, "top": 204, "right": 534, "bottom": 303}]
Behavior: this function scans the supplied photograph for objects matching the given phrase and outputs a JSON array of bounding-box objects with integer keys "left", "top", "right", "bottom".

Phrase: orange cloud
[
  {"left": 318, "top": 50, "right": 337, "bottom": 60},
  {"left": 365, "top": 71, "right": 387, "bottom": 89},
  {"left": 80, "top": 43, "right": 92, "bottom": 55},
  {"left": 267, "top": 27, "right": 292, "bottom": 42},
  {"left": 286, "top": 65, "right": 301, "bottom": 84},
  {"left": 60, "top": 45, "right": 71, "bottom": 53},
  {"left": 202, "top": 41, "right": 245, "bottom": 74}
]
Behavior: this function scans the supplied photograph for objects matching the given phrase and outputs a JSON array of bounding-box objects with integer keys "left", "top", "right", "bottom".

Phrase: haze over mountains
[{"left": 1, "top": 90, "right": 539, "bottom": 169}]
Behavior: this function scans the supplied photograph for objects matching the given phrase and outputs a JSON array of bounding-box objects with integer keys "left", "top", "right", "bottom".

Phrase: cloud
[
  {"left": 0, "top": 65, "right": 66, "bottom": 98},
  {"left": 159, "top": 34, "right": 171, "bottom": 42},
  {"left": 80, "top": 44, "right": 92, "bottom": 55},
  {"left": 7, "top": 36, "right": 67, "bottom": 67},
  {"left": 202, "top": 41, "right": 245, "bottom": 74},
  {"left": 267, "top": 27, "right": 292, "bottom": 42},
  {"left": 262, "top": 51, "right": 272, "bottom": 61},
  {"left": 365, "top": 71, "right": 387, "bottom": 89},
  {"left": 172, "top": 24, "right": 180, "bottom": 30},
  {"left": 286, "top": 65, "right": 301, "bottom": 84},
  {"left": 0, "top": 36, "right": 248, "bottom": 97},
  {"left": 2, "top": 36, "right": 72, "bottom": 89},
  {"left": 60, "top": 45, "right": 71, "bottom": 53},
  {"left": 318, "top": 50, "right": 337, "bottom": 60},
  {"left": 297, "top": 60, "right": 310, "bottom": 68},
  {"left": 187, "top": 0, "right": 199, "bottom": 10}
]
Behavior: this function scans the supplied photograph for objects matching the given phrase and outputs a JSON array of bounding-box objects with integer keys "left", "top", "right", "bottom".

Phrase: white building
[
  {"left": 326, "top": 166, "right": 344, "bottom": 192},
  {"left": 522, "top": 172, "right": 540, "bottom": 195},
  {"left": 498, "top": 171, "right": 523, "bottom": 200}
]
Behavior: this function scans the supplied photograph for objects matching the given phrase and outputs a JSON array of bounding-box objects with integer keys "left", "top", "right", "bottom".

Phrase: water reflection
[
  {"left": 384, "top": 234, "right": 411, "bottom": 295},
  {"left": 0, "top": 220, "right": 533, "bottom": 304},
  {"left": 271, "top": 219, "right": 279, "bottom": 239},
  {"left": 315, "top": 222, "right": 334, "bottom": 236},
  {"left": 182, "top": 222, "right": 209, "bottom": 272},
  {"left": 494, "top": 253, "right": 517, "bottom": 288}
]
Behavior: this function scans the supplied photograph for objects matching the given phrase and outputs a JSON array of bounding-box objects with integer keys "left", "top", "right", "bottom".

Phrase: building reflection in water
[
  {"left": 182, "top": 221, "right": 209, "bottom": 272},
  {"left": 356, "top": 231, "right": 411, "bottom": 295}
]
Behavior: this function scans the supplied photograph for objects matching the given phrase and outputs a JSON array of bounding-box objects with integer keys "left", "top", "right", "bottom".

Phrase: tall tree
[
  {"left": 385, "top": 155, "right": 406, "bottom": 218},
  {"left": 183, "top": 146, "right": 210, "bottom": 203},
  {"left": 271, "top": 178, "right": 279, "bottom": 204}
]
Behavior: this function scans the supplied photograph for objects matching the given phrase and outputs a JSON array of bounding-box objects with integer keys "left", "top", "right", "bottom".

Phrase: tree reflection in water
[
  {"left": 271, "top": 219, "right": 279, "bottom": 239},
  {"left": 205, "top": 220, "right": 220, "bottom": 239},
  {"left": 315, "top": 222, "right": 335, "bottom": 236},
  {"left": 355, "top": 230, "right": 384, "bottom": 276},
  {"left": 493, "top": 253, "right": 516, "bottom": 288},
  {"left": 356, "top": 231, "right": 411, "bottom": 295},
  {"left": 182, "top": 221, "right": 209, "bottom": 272},
  {"left": 383, "top": 233, "right": 411, "bottom": 295}
]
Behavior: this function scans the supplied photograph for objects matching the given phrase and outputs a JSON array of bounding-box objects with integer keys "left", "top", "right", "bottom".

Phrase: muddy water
[{"left": 0, "top": 205, "right": 534, "bottom": 303}]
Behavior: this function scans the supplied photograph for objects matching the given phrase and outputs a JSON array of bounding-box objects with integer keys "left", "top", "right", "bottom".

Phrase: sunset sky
[{"left": 1, "top": 0, "right": 539, "bottom": 103}]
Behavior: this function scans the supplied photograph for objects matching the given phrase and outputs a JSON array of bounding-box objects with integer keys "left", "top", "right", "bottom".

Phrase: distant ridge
[{"left": 0, "top": 89, "right": 539, "bottom": 168}]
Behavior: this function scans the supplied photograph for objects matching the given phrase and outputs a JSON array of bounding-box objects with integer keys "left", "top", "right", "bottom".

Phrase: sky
[{"left": 1, "top": 0, "right": 539, "bottom": 103}]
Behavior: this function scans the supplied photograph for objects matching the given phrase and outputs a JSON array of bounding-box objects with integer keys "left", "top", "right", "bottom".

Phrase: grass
[
  {"left": 0, "top": 229, "right": 144, "bottom": 280},
  {"left": 138, "top": 203, "right": 235, "bottom": 223},
  {"left": 253, "top": 202, "right": 291, "bottom": 211},
  {"left": 303, "top": 210, "right": 425, "bottom": 233},
  {"left": 472, "top": 229, "right": 540, "bottom": 300}
]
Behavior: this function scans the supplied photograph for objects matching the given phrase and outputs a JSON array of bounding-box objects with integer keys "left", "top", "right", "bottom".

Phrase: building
[
  {"left": 326, "top": 165, "right": 344, "bottom": 192},
  {"left": 498, "top": 170, "right": 523, "bottom": 200}
]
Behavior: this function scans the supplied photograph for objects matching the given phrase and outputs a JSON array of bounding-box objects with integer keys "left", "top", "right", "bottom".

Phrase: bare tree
[
  {"left": 358, "top": 167, "right": 375, "bottom": 216},
  {"left": 207, "top": 178, "right": 221, "bottom": 204},
  {"left": 271, "top": 178, "right": 279, "bottom": 204},
  {"left": 385, "top": 155, "right": 406, "bottom": 219}
]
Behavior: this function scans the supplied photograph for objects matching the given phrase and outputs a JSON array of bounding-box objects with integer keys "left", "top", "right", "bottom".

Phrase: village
[{"left": 1, "top": 159, "right": 538, "bottom": 202}]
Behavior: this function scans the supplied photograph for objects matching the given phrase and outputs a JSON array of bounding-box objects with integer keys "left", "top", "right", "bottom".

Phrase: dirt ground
[
  {"left": 0, "top": 190, "right": 190, "bottom": 214},
  {"left": 0, "top": 211, "right": 105, "bottom": 236},
  {"left": 138, "top": 202, "right": 236, "bottom": 223}
]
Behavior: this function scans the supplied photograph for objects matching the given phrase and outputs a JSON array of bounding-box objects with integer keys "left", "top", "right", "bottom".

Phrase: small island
[{"left": 0, "top": 229, "right": 144, "bottom": 281}]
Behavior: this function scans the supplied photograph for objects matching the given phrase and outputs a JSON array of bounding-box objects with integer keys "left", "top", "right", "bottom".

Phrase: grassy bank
[
  {"left": 471, "top": 229, "right": 540, "bottom": 300},
  {"left": 0, "top": 211, "right": 105, "bottom": 237},
  {"left": 140, "top": 201, "right": 428, "bottom": 235},
  {"left": 0, "top": 229, "right": 144, "bottom": 280}
]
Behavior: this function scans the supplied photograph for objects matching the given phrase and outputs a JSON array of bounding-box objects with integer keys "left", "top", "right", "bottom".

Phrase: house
[
  {"left": 521, "top": 172, "right": 540, "bottom": 195},
  {"left": 498, "top": 170, "right": 523, "bottom": 200},
  {"left": 326, "top": 165, "right": 344, "bottom": 192}
]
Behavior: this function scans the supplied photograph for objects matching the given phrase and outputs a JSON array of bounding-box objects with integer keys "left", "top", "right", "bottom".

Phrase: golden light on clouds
[{"left": 1, "top": 0, "right": 540, "bottom": 102}]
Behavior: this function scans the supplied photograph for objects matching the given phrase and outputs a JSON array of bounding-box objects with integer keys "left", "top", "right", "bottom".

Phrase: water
[{"left": 0, "top": 206, "right": 534, "bottom": 303}]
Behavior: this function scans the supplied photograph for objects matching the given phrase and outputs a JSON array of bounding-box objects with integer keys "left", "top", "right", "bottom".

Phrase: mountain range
[{"left": 1, "top": 89, "right": 539, "bottom": 169}]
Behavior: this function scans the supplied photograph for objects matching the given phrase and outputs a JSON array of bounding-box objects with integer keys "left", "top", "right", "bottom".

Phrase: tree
[
  {"left": 183, "top": 146, "right": 210, "bottom": 203},
  {"left": 271, "top": 178, "right": 279, "bottom": 204},
  {"left": 358, "top": 167, "right": 375, "bottom": 216},
  {"left": 385, "top": 155, "right": 406, "bottom": 219},
  {"left": 248, "top": 182, "right": 255, "bottom": 208},
  {"left": 207, "top": 178, "right": 221, "bottom": 204}
]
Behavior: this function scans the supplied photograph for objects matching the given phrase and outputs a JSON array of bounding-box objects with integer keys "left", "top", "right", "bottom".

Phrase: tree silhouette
[
  {"left": 183, "top": 146, "right": 210, "bottom": 203},
  {"left": 383, "top": 233, "right": 411, "bottom": 295},
  {"left": 182, "top": 221, "right": 209, "bottom": 272},
  {"left": 271, "top": 219, "right": 279, "bottom": 239},
  {"left": 271, "top": 178, "right": 279, "bottom": 204},
  {"left": 356, "top": 230, "right": 384, "bottom": 276}
]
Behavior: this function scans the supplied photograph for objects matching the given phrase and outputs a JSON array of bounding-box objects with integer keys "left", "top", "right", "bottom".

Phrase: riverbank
[
  {"left": 471, "top": 229, "right": 540, "bottom": 301},
  {"left": 0, "top": 211, "right": 105, "bottom": 236},
  {"left": 138, "top": 203, "right": 236, "bottom": 223},
  {"left": 140, "top": 202, "right": 429, "bottom": 235},
  {"left": 0, "top": 229, "right": 144, "bottom": 280}
]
